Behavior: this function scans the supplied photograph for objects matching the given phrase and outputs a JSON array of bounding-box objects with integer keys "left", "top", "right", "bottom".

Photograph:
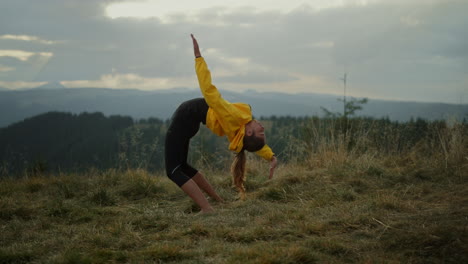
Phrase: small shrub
[
  {"left": 25, "top": 181, "right": 44, "bottom": 193},
  {"left": 230, "top": 244, "right": 318, "bottom": 264},
  {"left": 382, "top": 223, "right": 468, "bottom": 262},
  {"left": 0, "top": 207, "right": 35, "bottom": 220},
  {"left": 0, "top": 249, "right": 35, "bottom": 264},
  {"left": 373, "top": 193, "right": 409, "bottom": 212},
  {"left": 297, "top": 221, "right": 328, "bottom": 236},
  {"left": 349, "top": 179, "right": 369, "bottom": 194},
  {"left": 89, "top": 188, "right": 116, "bottom": 206},
  {"left": 59, "top": 251, "right": 92, "bottom": 264},
  {"left": 185, "top": 223, "right": 210, "bottom": 238},
  {"left": 118, "top": 173, "right": 161, "bottom": 200},
  {"left": 92, "top": 249, "right": 128, "bottom": 263},
  {"left": 138, "top": 244, "right": 192, "bottom": 262},
  {"left": 306, "top": 238, "right": 351, "bottom": 257},
  {"left": 46, "top": 200, "right": 71, "bottom": 217},
  {"left": 257, "top": 187, "right": 287, "bottom": 202},
  {"left": 50, "top": 177, "right": 88, "bottom": 199},
  {"left": 336, "top": 187, "right": 357, "bottom": 202}
]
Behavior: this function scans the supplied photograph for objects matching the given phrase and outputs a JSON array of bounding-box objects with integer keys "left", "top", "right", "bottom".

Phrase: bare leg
[
  {"left": 192, "top": 172, "right": 224, "bottom": 202},
  {"left": 180, "top": 179, "right": 214, "bottom": 213}
]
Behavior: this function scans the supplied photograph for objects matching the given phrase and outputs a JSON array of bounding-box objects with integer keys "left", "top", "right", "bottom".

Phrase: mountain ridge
[{"left": 0, "top": 88, "right": 466, "bottom": 128}]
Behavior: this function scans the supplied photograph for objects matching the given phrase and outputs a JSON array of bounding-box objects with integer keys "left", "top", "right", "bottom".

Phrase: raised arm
[
  {"left": 191, "top": 34, "right": 227, "bottom": 109},
  {"left": 191, "top": 34, "right": 201, "bottom": 58}
]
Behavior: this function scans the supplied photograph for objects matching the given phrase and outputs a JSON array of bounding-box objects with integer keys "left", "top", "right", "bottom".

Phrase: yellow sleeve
[
  {"left": 255, "top": 144, "right": 275, "bottom": 161},
  {"left": 195, "top": 57, "right": 248, "bottom": 130},
  {"left": 195, "top": 57, "right": 224, "bottom": 108}
]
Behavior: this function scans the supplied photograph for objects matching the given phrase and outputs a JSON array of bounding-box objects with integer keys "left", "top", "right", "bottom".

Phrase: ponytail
[
  {"left": 231, "top": 150, "right": 247, "bottom": 199},
  {"left": 231, "top": 129, "right": 265, "bottom": 199}
]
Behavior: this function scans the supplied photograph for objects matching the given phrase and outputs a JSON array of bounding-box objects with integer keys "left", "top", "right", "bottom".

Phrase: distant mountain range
[{"left": 0, "top": 86, "right": 467, "bottom": 128}]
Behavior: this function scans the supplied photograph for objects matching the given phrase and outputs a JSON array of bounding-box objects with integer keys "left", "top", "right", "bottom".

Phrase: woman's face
[{"left": 249, "top": 120, "right": 265, "bottom": 141}]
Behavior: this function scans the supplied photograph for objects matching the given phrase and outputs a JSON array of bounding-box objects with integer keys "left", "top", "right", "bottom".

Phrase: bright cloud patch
[
  {"left": 105, "top": 0, "right": 381, "bottom": 23},
  {"left": 0, "top": 65, "right": 14, "bottom": 72},
  {"left": 0, "top": 81, "right": 47, "bottom": 90},
  {"left": 311, "top": 41, "right": 335, "bottom": 48},
  {"left": 400, "top": 16, "right": 424, "bottom": 27},
  {"left": 0, "top": 34, "right": 59, "bottom": 45},
  {"left": 62, "top": 73, "right": 196, "bottom": 91},
  {"left": 0, "top": 50, "right": 53, "bottom": 61}
]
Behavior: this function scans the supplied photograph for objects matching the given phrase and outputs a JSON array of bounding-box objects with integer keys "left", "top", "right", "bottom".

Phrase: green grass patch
[{"left": 0, "top": 150, "right": 466, "bottom": 263}]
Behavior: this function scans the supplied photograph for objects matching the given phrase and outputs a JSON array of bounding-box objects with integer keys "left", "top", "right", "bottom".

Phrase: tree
[{"left": 321, "top": 97, "right": 369, "bottom": 118}]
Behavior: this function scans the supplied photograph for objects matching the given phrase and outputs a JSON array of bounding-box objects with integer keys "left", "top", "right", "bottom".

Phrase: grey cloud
[
  {"left": 0, "top": 0, "right": 467, "bottom": 103},
  {"left": 1, "top": 0, "right": 189, "bottom": 81},
  {"left": 0, "top": 1, "right": 181, "bottom": 80},
  {"left": 218, "top": 72, "right": 298, "bottom": 84}
]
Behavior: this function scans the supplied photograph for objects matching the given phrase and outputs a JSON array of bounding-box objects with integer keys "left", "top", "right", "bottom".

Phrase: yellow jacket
[{"left": 195, "top": 57, "right": 274, "bottom": 161}]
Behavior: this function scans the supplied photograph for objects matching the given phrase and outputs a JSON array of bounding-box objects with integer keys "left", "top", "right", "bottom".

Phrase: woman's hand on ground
[{"left": 269, "top": 156, "right": 277, "bottom": 179}]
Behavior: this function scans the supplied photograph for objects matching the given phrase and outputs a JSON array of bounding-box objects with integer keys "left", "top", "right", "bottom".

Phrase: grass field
[
  {"left": 1, "top": 142, "right": 467, "bottom": 264},
  {"left": 1, "top": 120, "right": 468, "bottom": 264}
]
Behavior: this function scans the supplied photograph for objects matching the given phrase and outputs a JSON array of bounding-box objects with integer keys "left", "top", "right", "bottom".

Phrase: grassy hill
[{"left": 1, "top": 125, "right": 467, "bottom": 263}]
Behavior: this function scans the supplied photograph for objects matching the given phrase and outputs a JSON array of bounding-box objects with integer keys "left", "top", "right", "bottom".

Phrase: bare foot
[
  {"left": 201, "top": 206, "right": 215, "bottom": 214},
  {"left": 214, "top": 197, "right": 225, "bottom": 203}
]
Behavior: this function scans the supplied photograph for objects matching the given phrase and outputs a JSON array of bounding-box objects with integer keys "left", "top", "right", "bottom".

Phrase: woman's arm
[
  {"left": 191, "top": 34, "right": 236, "bottom": 113},
  {"left": 191, "top": 34, "right": 201, "bottom": 58},
  {"left": 269, "top": 156, "right": 277, "bottom": 179},
  {"left": 255, "top": 145, "right": 277, "bottom": 179}
]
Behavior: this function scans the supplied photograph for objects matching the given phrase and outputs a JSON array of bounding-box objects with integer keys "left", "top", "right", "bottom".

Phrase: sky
[{"left": 0, "top": 0, "right": 467, "bottom": 104}]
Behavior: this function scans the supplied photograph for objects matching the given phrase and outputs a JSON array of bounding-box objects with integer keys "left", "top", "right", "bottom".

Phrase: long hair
[{"left": 231, "top": 132, "right": 265, "bottom": 199}]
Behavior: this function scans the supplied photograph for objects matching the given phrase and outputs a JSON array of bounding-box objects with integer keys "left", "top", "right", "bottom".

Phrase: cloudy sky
[{"left": 0, "top": 0, "right": 467, "bottom": 103}]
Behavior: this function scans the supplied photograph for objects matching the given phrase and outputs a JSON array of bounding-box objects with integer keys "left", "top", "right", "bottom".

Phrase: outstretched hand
[
  {"left": 191, "top": 34, "right": 201, "bottom": 58},
  {"left": 269, "top": 156, "right": 277, "bottom": 179}
]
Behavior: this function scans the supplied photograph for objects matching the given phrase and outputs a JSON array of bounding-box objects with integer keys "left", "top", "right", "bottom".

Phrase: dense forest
[{"left": 0, "top": 111, "right": 466, "bottom": 178}]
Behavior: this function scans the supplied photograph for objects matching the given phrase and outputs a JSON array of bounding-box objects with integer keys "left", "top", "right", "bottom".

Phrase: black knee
[{"left": 167, "top": 166, "right": 191, "bottom": 187}]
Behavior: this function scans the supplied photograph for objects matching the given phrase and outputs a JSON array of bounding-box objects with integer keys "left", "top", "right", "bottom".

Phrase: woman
[{"left": 164, "top": 34, "right": 277, "bottom": 213}]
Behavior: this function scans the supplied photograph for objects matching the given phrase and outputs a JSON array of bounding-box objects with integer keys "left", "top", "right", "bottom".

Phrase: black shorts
[{"left": 165, "top": 98, "right": 209, "bottom": 186}]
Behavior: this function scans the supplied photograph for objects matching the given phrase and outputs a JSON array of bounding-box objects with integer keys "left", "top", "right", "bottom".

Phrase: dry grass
[{"left": 1, "top": 126, "right": 467, "bottom": 263}]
